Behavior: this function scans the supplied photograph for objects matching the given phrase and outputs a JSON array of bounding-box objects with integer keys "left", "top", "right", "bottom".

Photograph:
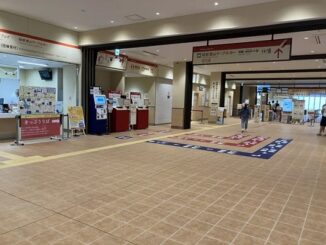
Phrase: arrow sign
[
  {"left": 274, "top": 48, "right": 283, "bottom": 59},
  {"left": 193, "top": 38, "right": 292, "bottom": 64}
]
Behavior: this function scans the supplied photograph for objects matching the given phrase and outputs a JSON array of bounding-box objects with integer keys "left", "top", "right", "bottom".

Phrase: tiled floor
[{"left": 0, "top": 121, "right": 325, "bottom": 244}]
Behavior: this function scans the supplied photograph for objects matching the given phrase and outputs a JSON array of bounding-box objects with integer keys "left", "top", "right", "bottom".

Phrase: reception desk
[{"left": 0, "top": 113, "right": 19, "bottom": 140}]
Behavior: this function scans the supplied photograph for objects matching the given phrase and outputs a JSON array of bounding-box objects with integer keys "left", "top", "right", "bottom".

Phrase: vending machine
[{"left": 88, "top": 88, "right": 108, "bottom": 135}]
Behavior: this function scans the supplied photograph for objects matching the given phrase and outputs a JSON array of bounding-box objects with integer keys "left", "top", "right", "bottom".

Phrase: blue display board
[
  {"left": 147, "top": 138, "right": 292, "bottom": 160},
  {"left": 282, "top": 99, "right": 293, "bottom": 112}
]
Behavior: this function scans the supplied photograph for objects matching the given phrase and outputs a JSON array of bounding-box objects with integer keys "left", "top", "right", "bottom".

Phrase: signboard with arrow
[{"left": 193, "top": 39, "right": 292, "bottom": 65}]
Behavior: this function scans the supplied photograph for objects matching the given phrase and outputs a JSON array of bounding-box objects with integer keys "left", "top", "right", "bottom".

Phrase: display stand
[
  {"left": 135, "top": 108, "right": 149, "bottom": 129},
  {"left": 112, "top": 108, "right": 130, "bottom": 132},
  {"left": 292, "top": 100, "right": 305, "bottom": 124}
]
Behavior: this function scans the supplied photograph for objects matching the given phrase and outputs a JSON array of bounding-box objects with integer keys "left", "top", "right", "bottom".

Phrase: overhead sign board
[
  {"left": 193, "top": 39, "right": 292, "bottom": 65},
  {"left": 0, "top": 29, "right": 81, "bottom": 64},
  {"left": 96, "top": 51, "right": 128, "bottom": 70},
  {"left": 126, "top": 58, "right": 158, "bottom": 77}
]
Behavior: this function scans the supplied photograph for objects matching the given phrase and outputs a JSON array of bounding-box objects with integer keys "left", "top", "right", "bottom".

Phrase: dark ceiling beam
[{"left": 83, "top": 19, "right": 326, "bottom": 50}]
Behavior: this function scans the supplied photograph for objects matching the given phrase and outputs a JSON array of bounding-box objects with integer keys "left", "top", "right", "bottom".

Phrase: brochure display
[
  {"left": 135, "top": 108, "right": 149, "bottom": 129},
  {"left": 19, "top": 86, "right": 56, "bottom": 114}
]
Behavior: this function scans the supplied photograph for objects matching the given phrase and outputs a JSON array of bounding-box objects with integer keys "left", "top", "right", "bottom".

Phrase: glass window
[{"left": 315, "top": 95, "right": 321, "bottom": 110}]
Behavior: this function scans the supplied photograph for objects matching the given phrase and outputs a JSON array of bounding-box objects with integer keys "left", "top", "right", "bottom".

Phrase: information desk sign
[
  {"left": 20, "top": 114, "right": 61, "bottom": 140},
  {"left": 193, "top": 39, "right": 292, "bottom": 65}
]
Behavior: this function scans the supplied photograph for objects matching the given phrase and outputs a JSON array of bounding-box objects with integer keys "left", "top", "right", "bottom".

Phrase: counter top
[{"left": 0, "top": 113, "right": 20, "bottom": 119}]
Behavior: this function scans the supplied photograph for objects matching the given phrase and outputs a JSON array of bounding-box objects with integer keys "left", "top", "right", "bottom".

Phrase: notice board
[{"left": 68, "top": 106, "right": 85, "bottom": 129}]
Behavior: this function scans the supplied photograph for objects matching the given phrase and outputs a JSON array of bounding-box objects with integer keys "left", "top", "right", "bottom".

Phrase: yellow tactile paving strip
[{"left": 0, "top": 123, "right": 240, "bottom": 170}]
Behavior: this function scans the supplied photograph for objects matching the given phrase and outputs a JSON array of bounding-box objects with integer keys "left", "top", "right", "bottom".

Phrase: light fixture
[
  {"left": 156, "top": 49, "right": 160, "bottom": 52},
  {"left": 19, "top": 65, "right": 24, "bottom": 69},
  {"left": 315, "top": 59, "right": 319, "bottom": 62},
  {"left": 156, "top": 12, "right": 160, "bottom": 16},
  {"left": 214, "top": 2, "right": 219, "bottom": 6},
  {"left": 74, "top": 27, "right": 78, "bottom": 30},
  {"left": 110, "top": 20, "right": 115, "bottom": 24},
  {"left": 17, "top": 61, "right": 48, "bottom": 67},
  {"left": 311, "top": 50, "right": 315, "bottom": 53},
  {"left": 304, "top": 37, "right": 309, "bottom": 40}
]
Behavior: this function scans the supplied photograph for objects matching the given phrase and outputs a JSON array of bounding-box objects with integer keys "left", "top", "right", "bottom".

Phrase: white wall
[
  {"left": 63, "top": 65, "right": 77, "bottom": 113},
  {"left": 95, "top": 68, "right": 126, "bottom": 92},
  {"left": 155, "top": 79, "right": 172, "bottom": 124},
  {"left": 0, "top": 10, "right": 78, "bottom": 46},
  {"left": 125, "top": 77, "right": 156, "bottom": 105}
]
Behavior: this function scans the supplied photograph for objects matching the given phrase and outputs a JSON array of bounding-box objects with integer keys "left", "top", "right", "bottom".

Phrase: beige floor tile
[
  {"left": 111, "top": 224, "right": 144, "bottom": 240},
  {"left": 149, "top": 221, "right": 179, "bottom": 237},
  {"left": 132, "top": 231, "right": 166, "bottom": 245},
  {"left": 268, "top": 230, "right": 299, "bottom": 245},
  {"left": 233, "top": 233, "right": 265, "bottom": 245},
  {"left": 207, "top": 226, "right": 237, "bottom": 242},
  {"left": 170, "top": 228, "right": 203, "bottom": 245}
]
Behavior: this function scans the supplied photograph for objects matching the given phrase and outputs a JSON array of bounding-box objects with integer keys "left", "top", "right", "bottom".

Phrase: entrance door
[{"left": 155, "top": 80, "right": 172, "bottom": 124}]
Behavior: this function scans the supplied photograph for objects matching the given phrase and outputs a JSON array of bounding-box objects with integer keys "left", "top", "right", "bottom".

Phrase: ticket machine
[{"left": 89, "top": 92, "right": 108, "bottom": 135}]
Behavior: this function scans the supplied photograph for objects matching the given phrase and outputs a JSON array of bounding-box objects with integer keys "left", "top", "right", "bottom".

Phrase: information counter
[{"left": 0, "top": 113, "right": 19, "bottom": 140}]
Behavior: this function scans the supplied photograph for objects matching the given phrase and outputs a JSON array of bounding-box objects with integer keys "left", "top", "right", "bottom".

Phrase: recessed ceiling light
[
  {"left": 110, "top": 20, "right": 115, "bottom": 24},
  {"left": 74, "top": 27, "right": 78, "bottom": 30},
  {"left": 318, "top": 65, "right": 322, "bottom": 68},
  {"left": 184, "top": 58, "right": 187, "bottom": 61},
  {"left": 156, "top": 12, "right": 160, "bottom": 16},
  {"left": 311, "top": 50, "right": 315, "bottom": 53},
  {"left": 304, "top": 37, "right": 309, "bottom": 40},
  {"left": 156, "top": 49, "right": 160, "bottom": 52},
  {"left": 214, "top": 2, "right": 219, "bottom": 6},
  {"left": 315, "top": 59, "right": 320, "bottom": 62}
]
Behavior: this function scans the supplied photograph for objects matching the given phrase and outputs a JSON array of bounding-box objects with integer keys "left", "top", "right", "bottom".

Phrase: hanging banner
[
  {"left": 127, "top": 58, "right": 158, "bottom": 77},
  {"left": 96, "top": 51, "right": 128, "bottom": 70},
  {"left": 20, "top": 114, "right": 61, "bottom": 140},
  {"left": 68, "top": 106, "right": 85, "bottom": 129},
  {"left": 193, "top": 39, "right": 292, "bottom": 65},
  {"left": 0, "top": 29, "right": 81, "bottom": 64}
]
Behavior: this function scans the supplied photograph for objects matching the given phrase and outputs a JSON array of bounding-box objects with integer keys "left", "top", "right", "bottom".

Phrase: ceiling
[
  {"left": 0, "top": 53, "right": 69, "bottom": 69},
  {"left": 0, "top": 0, "right": 277, "bottom": 31},
  {"left": 123, "top": 30, "right": 326, "bottom": 67}
]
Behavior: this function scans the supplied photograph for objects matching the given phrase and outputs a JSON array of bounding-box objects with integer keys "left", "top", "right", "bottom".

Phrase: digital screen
[
  {"left": 95, "top": 96, "right": 106, "bottom": 105},
  {"left": 282, "top": 99, "right": 293, "bottom": 112},
  {"left": 39, "top": 70, "right": 53, "bottom": 80},
  {"left": 257, "top": 85, "right": 270, "bottom": 93}
]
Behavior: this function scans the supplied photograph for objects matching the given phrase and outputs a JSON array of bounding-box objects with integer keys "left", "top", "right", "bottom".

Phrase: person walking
[
  {"left": 240, "top": 103, "right": 250, "bottom": 133},
  {"left": 317, "top": 104, "right": 326, "bottom": 136}
]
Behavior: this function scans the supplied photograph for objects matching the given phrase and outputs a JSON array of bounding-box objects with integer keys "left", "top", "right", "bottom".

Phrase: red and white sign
[
  {"left": 0, "top": 29, "right": 81, "bottom": 64},
  {"left": 20, "top": 114, "right": 61, "bottom": 140},
  {"left": 127, "top": 58, "right": 158, "bottom": 77},
  {"left": 96, "top": 51, "right": 128, "bottom": 70},
  {"left": 193, "top": 39, "right": 292, "bottom": 65},
  {"left": 107, "top": 90, "right": 121, "bottom": 99}
]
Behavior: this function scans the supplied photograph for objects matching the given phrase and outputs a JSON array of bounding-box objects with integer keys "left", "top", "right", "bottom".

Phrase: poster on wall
[
  {"left": 19, "top": 86, "right": 56, "bottom": 114},
  {"left": 96, "top": 51, "right": 128, "bottom": 70},
  {"left": 0, "top": 29, "right": 81, "bottom": 64},
  {"left": 68, "top": 106, "right": 85, "bottom": 129}
]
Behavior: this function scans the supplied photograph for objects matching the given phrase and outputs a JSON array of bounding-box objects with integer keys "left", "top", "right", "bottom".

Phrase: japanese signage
[
  {"left": 96, "top": 51, "right": 128, "bottom": 70},
  {"left": 0, "top": 29, "right": 81, "bottom": 64},
  {"left": 68, "top": 106, "right": 85, "bottom": 129},
  {"left": 20, "top": 114, "right": 61, "bottom": 140},
  {"left": 127, "top": 59, "right": 158, "bottom": 77},
  {"left": 193, "top": 39, "right": 292, "bottom": 65}
]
